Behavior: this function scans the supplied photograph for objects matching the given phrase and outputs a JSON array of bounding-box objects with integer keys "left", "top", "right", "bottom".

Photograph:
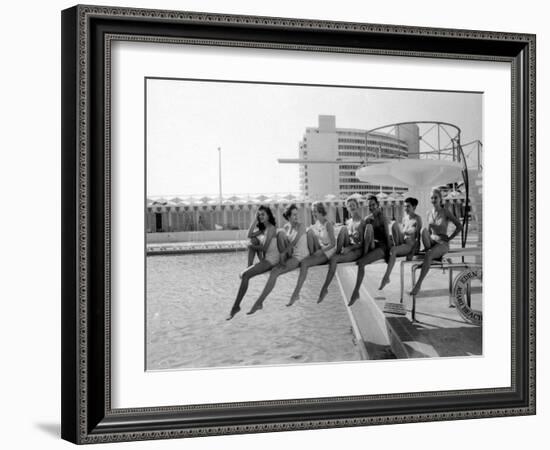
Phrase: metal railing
[{"left": 363, "top": 121, "right": 482, "bottom": 249}]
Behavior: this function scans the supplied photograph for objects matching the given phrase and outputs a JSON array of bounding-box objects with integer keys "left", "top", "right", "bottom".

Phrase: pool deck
[
  {"left": 147, "top": 239, "right": 482, "bottom": 360},
  {"left": 336, "top": 262, "right": 482, "bottom": 360},
  {"left": 148, "top": 240, "right": 248, "bottom": 255}
]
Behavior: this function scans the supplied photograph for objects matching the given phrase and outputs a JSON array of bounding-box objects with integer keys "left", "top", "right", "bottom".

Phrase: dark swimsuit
[{"left": 365, "top": 212, "right": 390, "bottom": 263}]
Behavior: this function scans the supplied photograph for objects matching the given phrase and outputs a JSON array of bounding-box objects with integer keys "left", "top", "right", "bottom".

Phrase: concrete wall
[
  {"left": 396, "top": 123, "right": 420, "bottom": 158},
  {"left": 304, "top": 116, "right": 340, "bottom": 200},
  {"left": 147, "top": 229, "right": 247, "bottom": 244}
]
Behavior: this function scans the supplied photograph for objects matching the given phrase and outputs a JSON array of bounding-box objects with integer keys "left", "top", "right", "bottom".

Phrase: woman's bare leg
[
  {"left": 277, "top": 230, "right": 290, "bottom": 264},
  {"left": 391, "top": 221, "right": 404, "bottom": 246},
  {"left": 247, "top": 236, "right": 261, "bottom": 266},
  {"left": 346, "top": 224, "right": 376, "bottom": 306},
  {"left": 379, "top": 243, "right": 412, "bottom": 290},
  {"left": 277, "top": 230, "right": 290, "bottom": 252},
  {"left": 349, "top": 247, "right": 385, "bottom": 306},
  {"left": 420, "top": 227, "right": 432, "bottom": 252},
  {"left": 227, "top": 261, "right": 272, "bottom": 320},
  {"left": 247, "top": 248, "right": 254, "bottom": 267},
  {"left": 288, "top": 253, "right": 327, "bottom": 306},
  {"left": 318, "top": 249, "right": 362, "bottom": 303},
  {"left": 247, "top": 259, "right": 300, "bottom": 314},
  {"left": 336, "top": 227, "right": 350, "bottom": 254},
  {"left": 307, "top": 228, "right": 321, "bottom": 255},
  {"left": 410, "top": 243, "right": 448, "bottom": 296},
  {"left": 363, "top": 224, "right": 374, "bottom": 254}
]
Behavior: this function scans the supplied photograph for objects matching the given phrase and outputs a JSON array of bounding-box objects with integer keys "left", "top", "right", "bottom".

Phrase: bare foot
[
  {"left": 317, "top": 288, "right": 328, "bottom": 304},
  {"left": 378, "top": 276, "right": 390, "bottom": 290},
  {"left": 348, "top": 291, "right": 360, "bottom": 306},
  {"left": 226, "top": 306, "right": 241, "bottom": 320},
  {"left": 247, "top": 302, "right": 263, "bottom": 315},
  {"left": 287, "top": 294, "right": 300, "bottom": 307}
]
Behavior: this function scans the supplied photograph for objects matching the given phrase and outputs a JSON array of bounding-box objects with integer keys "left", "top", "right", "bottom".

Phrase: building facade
[{"left": 298, "top": 115, "right": 419, "bottom": 200}]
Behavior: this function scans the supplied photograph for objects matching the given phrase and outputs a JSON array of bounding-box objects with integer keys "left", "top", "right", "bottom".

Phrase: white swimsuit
[
  {"left": 313, "top": 221, "right": 336, "bottom": 259},
  {"left": 288, "top": 227, "right": 309, "bottom": 262},
  {"left": 263, "top": 236, "right": 280, "bottom": 265},
  {"left": 345, "top": 217, "right": 362, "bottom": 245},
  {"left": 401, "top": 215, "right": 420, "bottom": 247}
]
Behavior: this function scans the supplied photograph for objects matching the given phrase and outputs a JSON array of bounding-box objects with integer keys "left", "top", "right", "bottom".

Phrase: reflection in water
[{"left": 146, "top": 252, "right": 361, "bottom": 370}]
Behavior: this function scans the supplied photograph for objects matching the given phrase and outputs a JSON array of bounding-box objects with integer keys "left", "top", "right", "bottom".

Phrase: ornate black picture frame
[{"left": 61, "top": 4, "right": 536, "bottom": 444}]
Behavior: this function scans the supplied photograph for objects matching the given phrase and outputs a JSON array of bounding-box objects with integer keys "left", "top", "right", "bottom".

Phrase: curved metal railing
[{"left": 363, "top": 121, "right": 475, "bottom": 248}]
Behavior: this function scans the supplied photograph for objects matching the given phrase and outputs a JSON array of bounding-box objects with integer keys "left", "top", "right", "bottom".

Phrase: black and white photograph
[
  {"left": 1, "top": 0, "right": 543, "bottom": 446},
  {"left": 145, "top": 79, "right": 483, "bottom": 370}
]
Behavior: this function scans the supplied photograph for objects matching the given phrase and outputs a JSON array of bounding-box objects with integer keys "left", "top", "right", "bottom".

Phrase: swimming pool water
[{"left": 146, "top": 252, "right": 362, "bottom": 370}]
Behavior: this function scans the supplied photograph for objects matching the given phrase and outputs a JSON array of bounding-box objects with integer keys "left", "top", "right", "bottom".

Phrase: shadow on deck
[
  {"left": 387, "top": 316, "right": 482, "bottom": 358},
  {"left": 336, "top": 263, "right": 482, "bottom": 360}
]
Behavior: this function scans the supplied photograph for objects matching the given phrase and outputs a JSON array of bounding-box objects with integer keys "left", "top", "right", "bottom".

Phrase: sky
[{"left": 146, "top": 79, "right": 482, "bottom": 197}]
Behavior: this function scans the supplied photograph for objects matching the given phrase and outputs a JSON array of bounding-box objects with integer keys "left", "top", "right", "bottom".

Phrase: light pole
[{"left": 218, "top": 147, "right": 222, "bottom": 204}]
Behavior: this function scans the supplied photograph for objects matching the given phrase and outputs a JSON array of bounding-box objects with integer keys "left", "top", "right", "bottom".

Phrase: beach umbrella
[
  {"left": 444, "top": 190, "right": 462, "bottom": 200},
  {"left": 357, "top": 158, "right": 463, "bottom": 222},
  {"left": 152, "top": 198, "right": 168, "bottom": 206}
]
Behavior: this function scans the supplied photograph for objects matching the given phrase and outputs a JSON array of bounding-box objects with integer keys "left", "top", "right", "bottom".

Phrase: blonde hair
[
  {"left": 345, "top": 196, "right": 360, "bottom": 207},
  {"left": 431, "top": 188, "right": 444, "bottom": 206}
]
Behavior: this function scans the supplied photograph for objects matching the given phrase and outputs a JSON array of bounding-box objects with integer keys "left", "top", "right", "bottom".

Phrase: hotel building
[{"left": 298, "top": 115, "right": 420, "bottom": 200}]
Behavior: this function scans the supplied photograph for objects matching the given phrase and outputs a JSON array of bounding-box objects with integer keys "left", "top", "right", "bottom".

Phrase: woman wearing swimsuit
[
  {"left": 247, "top": 228, "right": 264, "bottom": 266},
  {"left": 349, "top": 195, "right": 392, "bottom": 306},
  {"left": 247, "top": 204, "right": 310, "bottom": 315},
  {"left": 246, "top": 206, "right": 268, "bottom": 266},
  {"left": 409, "top": 188, "right": 463, "bottom": 296},
  {"left": 226, "top": 205, "right": 279, "bottom": 320},
  {"left": 379, "top": 197, "right": 422, "bottom": 290},
  {"left": 317, "top": 196, "right": 365, "bottom": 303},
  {"left": 288, "top": 201, "right": 335, "bottom": 306}
]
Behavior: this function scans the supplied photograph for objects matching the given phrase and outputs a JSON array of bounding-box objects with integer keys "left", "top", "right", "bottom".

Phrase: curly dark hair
[
  {"left": 404, "top": 197, "right": 419, "bottom": 208},
  {"left": 366, "top": 194, "right": 379, "bottom": 205},
  {"left": 256, "top": 205, "right": 276, "bottom": 231},
  {"left": 283, "top": 203, "right": 298, "bottom": 221}
]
